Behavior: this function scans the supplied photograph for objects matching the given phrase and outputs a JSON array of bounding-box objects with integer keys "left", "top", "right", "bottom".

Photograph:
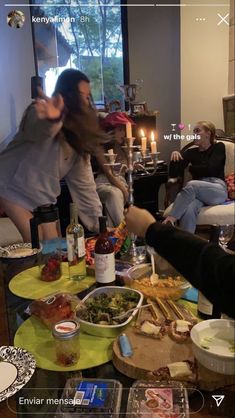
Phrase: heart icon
[{"left": 178, "top": 123, "right": 185, "bottom": 130}]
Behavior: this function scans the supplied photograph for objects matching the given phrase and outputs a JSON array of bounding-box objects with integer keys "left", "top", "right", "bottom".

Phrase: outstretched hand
[
  {"left": 34, "top": 87, "right": 64, "bottom": 120},
  {"left": 124, "top": 205, "right": 156, "bottom": 238}
]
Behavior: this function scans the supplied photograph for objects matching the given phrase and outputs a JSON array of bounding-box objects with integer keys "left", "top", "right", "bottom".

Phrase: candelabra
[{"left": 104, "top": 137, "right": 160, "bottom": 264}]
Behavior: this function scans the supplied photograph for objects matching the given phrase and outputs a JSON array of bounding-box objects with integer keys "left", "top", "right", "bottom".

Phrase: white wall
[
  {"left": 127, "top": 0, "right": 181, "bottom": 161},
  {"left": 181, "top": 0, "right": 229, "bottom": 145},
  {"left": 0, "top": 1, "right": 35, "bottom": 149},
  {"left": 127, "top": 1, "right": 229, "bottom": 154},
  {"left": 228, "top": 0, "right": 235, "bottom": 94}
]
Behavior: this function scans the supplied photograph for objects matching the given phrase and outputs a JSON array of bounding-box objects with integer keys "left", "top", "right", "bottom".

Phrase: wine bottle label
[
  {"left": 77, "top": 236, "right": 85, "bottom": 257},
  {"left": 94, "top": 252, "right": 115, "bottom": 284},
  {"left": 67, "top": 234, "right": 85, "bottom": 261},
  {"left": 67, "top": 234, "right": 75, "bottom": 262},
  {"left": 198, "top": 291, "right": 213, "bottom": 315}
]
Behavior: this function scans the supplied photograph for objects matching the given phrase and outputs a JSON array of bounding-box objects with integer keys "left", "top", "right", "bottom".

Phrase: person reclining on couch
[{"left": 164, "top": 121, "right": 227, "bottom": 233}]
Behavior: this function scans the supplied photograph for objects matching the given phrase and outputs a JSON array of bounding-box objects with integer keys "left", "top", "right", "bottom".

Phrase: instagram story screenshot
[{"left": 0, "top": 1, "right": 235, "bottom": 418}]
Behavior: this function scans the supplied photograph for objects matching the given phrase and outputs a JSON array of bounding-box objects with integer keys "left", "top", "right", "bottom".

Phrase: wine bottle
[
  {"left": 197, "top": 224, "right": 221, "bottom": 319},
  {"left": 197, "top": 291, "right": 221, "bottom": 319},
  {"left": 66, "top": 203, "right": 86, "bottom": 281},
  {"left": 94, "top": 216, "right": 116, "bottom": 286}
]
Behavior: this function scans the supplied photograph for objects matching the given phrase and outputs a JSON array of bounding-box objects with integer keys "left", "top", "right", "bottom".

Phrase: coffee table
[{"left": 1, "top": 258, "right": 234, "bottom": 418}]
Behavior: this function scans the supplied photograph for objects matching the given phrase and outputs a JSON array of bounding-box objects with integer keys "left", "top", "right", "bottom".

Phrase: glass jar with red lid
[{"left": 52, "top": 319, "right": 80, "bottom": 366}]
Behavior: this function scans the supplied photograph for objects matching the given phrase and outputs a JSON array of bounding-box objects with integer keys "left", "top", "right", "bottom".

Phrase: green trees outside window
[{"left": 31, "top": 1, "right": 124, "bottom": 104}]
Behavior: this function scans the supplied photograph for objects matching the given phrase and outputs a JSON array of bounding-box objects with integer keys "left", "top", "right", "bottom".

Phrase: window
[{"left": 31, "top": 0, "right": 124, "bottom": 104}]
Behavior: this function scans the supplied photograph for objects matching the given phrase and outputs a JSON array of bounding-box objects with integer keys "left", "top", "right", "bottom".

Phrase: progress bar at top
[{"left": 4, "top": 3, "right": 230, "bottom": 7}]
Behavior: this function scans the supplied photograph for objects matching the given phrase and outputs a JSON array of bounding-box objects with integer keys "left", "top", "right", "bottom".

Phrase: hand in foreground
[
  {"left": 124, "top": 206, "right": 156, "bottom": 238},
  {"left": 34, "top": 87, "right": 64, "bottom": 120},
  {"left": 170, "top": 151, "right": 183, "bottom": 162}
]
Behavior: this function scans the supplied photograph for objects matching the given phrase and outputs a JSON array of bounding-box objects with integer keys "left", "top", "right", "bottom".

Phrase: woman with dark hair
[
  {"left": 0, "top": 69, "right": 105, "bottom": 241},
  {"left": 164, "top": 121, "right": 227, "bottom": 232}
]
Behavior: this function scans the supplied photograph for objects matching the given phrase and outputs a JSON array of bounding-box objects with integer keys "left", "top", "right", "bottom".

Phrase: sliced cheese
[
  {"left": 168, "top": 361, "right": 192, "bottom": 378},
  {"left": 140, "top": 321, "right": 161, "bottom": 335},
  {"left": 175, "top": 320, "right": 191, "bottom": 333}
]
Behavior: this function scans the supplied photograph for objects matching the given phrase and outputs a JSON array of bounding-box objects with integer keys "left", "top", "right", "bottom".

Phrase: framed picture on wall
[{"left": 130, "top": 102, "right": 147, "bottom": 115}]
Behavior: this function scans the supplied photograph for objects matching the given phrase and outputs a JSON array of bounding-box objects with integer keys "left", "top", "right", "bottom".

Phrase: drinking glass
[{"left": 219, "top": 225, "right": 234, "bottom": 249}]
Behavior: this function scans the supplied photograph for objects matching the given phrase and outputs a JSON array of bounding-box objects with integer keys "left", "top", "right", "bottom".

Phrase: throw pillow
[{"left": 225, "top": 173, "right": 235, "bottom": 200}]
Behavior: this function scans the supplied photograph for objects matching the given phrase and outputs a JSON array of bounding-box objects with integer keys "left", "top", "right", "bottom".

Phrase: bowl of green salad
[{"left": 77, "top": 286, "right": 143, "bottom": 338}]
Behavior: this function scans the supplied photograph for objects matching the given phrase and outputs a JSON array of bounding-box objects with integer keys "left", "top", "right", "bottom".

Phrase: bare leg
[
  {"left": 0, "top": 197, "right": 33, "bottom": 242},
  {"left": 0, "top": 197, "right": 60, "bottom": 242},
  {"left": 40, "top": 222, "right": 59, "bottom": 240}
]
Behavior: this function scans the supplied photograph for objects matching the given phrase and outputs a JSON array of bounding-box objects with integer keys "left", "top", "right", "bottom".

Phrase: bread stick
[{"left": 154, "top": 298, "right": 173, "bottom": 321}]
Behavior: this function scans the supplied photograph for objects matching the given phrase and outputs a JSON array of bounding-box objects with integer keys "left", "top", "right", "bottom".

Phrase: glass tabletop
[{"left": 1, "top": 258, "right": 235, "bottom": 418}]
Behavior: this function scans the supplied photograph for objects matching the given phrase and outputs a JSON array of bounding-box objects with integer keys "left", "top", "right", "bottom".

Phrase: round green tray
[
  {"left": 9, "top": 262, "right": 95, "bottom": 299},
  {"left": 14, "top": 316, "right": 114, "bottom": 372}
]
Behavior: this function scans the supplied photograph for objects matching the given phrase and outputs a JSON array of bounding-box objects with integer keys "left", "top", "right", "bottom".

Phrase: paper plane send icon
[{"left": 212, "top": 395, "right": 225, "bottom": 407}]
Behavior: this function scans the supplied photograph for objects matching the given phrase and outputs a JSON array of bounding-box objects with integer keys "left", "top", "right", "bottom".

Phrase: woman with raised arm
[
  {"left": 164, "top": 121, "right": 227, "bottom": 232},
  {"left": 0, "top": 69, "right": 105, "bottom": 241}
]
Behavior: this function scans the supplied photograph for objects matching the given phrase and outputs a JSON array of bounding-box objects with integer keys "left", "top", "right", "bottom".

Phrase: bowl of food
[
  {"left": 190, "top": 319, "right": 235, "bottom": 375},
  {"left": 77, "top": 286, "right": 143, "bottom": 338},
  {"left": 126, "top": 264, "right": 191, "bottom": 301}
]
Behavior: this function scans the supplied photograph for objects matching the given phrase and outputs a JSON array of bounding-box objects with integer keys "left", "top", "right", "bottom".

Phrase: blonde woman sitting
[{"left": 164, "top": 121, "right": 227, "bottom": 233}]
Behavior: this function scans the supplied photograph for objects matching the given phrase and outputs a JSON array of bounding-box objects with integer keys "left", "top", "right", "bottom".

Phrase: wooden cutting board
[
  {"left": 112, "top": 323, "right": 235, "bottom": 390},
  {"left": 112, "top": 325, "right": 194, "bottom": 381}
]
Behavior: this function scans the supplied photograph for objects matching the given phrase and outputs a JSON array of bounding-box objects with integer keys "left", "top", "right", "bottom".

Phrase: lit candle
[
  {"left": 141, "top": 137, "right": 147, "bottom": 152},
  {"left": 140, "top": 129, "right": 147, "bottom": 152},
  {"left": 126, "top": 122, "right": 132, "bottom": 139},
  {"left": 150, "top": 131, "right": 157, "bottom": 154}
]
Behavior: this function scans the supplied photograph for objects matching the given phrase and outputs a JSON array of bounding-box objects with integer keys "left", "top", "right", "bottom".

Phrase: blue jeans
[{"left": 170, "top": 178, "right": 228, "bottom": 233}]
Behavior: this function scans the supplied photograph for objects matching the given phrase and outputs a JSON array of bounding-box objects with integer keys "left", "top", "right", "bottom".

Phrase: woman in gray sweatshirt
[{"left": 0, "top": 69, "right": 105, "bottom": 241}]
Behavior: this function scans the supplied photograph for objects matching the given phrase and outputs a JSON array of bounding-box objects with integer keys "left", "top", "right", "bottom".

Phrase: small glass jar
[
  {"left": 38, "top": 238, "right": 62, "bottom": 282},
  {"left": 52, "top": 320, "right": 80, "bottom": 366},
  {"left": 39, "top": 250, "right": 62, "bottom": 282}
]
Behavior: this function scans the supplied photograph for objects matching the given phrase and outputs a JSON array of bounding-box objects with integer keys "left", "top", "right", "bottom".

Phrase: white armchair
[{"left": 164, "top": 138, "right": 235, "bottom": 226}]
